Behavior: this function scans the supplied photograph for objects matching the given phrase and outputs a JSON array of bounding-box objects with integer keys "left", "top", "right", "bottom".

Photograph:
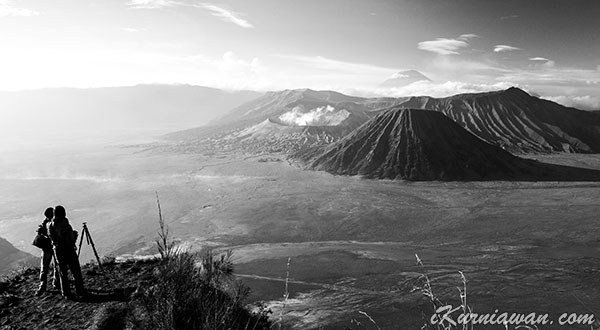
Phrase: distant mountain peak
[
  {"left": 378, "top": 70, "right": 431, "bottom": 88},
  {"left": 295, "top": 107, "right": 600, "bottom": 181},
  {"left": 390, "top": 70, "right": 430, "bottom": 80},
  {"left": 296, "top": 108, "right": 526, "bottom": 180},
  {"left": 210, "top": 88, "right": 370, "bottom": 127},
  {"left": 398, "top": 87, "right": 600, "bottom": 153},
  {"left": 503, "top": 86, "right": 530, "bottom": 96}
]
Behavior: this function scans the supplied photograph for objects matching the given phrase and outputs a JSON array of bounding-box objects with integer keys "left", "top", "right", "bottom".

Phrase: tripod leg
[
  {"left": 77, "top": 227, "right": 85, "bottom": 257},
  {"left": 85, "top": 227, "right": 103, "bottom": 269}
]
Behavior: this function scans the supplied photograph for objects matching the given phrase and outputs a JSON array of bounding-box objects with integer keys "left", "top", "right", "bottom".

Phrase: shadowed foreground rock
[{"left": 0, "top": 256, "right": 270, "bottom": 330}]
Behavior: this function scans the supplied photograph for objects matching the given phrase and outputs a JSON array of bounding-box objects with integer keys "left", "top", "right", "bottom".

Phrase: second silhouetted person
[{"left": 49, "top": 205, "right": 85, "bottom": 298}]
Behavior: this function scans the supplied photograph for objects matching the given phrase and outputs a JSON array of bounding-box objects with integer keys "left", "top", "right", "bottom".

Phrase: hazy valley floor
[{"left": 1, "top": 144, "right": 600, "bottom": 329}]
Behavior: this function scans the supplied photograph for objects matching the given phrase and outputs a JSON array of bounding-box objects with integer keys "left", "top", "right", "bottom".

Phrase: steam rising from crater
[{"left": 278, "top": 105, "right": 350, "bottom": 126}]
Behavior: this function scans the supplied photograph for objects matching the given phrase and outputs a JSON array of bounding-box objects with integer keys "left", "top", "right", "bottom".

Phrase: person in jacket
[
  {"left": 49, "top": 205, "right": 85, "bottom": 298},
  {"left": 35, "top": 207, "right": 59, "bottom": 296}
]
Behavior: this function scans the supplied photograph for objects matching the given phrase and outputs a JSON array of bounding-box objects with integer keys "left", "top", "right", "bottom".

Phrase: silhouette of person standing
[
  {"left": 35, "top": 207, "right": 59, "bottom": 296},
  {"left": 49, "top": 205, "right": 85, "bottom": 298}
]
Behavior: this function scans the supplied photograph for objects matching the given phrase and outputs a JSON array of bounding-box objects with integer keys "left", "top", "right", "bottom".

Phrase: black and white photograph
[{"left": 1, "top": 0, "right": 600, "bottom": 329}]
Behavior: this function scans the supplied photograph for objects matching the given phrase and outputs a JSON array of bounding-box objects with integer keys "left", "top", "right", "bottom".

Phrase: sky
[{"left": 1, "top": 0, "right": 599, "bottom": 108}]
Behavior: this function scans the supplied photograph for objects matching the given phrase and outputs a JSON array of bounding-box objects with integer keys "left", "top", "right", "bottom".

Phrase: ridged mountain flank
[
  {"left": 399, "top": 87, "right": 600, "bottom": 153},
  {"left": 167, "top": 89, "right": 408, "bottom": 152},
  {"left": 209, "top": 88, "right": 410, "bottom": 128},
  {"left": 296, "top": 108, "right": 600, "bottom": 181}
]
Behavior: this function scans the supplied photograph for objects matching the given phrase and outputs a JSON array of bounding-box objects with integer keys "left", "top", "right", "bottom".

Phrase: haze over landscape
[{"left": 1, "top": 1, "right": 600, "bottom": 329}]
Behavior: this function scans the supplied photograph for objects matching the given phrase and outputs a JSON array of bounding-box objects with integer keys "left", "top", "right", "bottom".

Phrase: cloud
[
  {"left": 494, "top": 45, "right": 520, "bottom": 52},
  {"left": 278, "top": 105, "right": 350, "bottom": 126},
  {"left": 126, "top": 0, "right": 179, "bottom": 9},
  {"left": 418, "top": 38, "right": 468, "bottom": 55},
  {"left": 458, "top": 34, "right": 479, "bottom": 40},
  {"left": 197, "top": 3, "right": 253, "bottom": 28},
  {"left": 429, "top": 56, "right": 511, "bottom": 79},
  {"left": 543, "top": 95, "right": 600, "bottom": 110},
  {"left": 214, "top": 51, "right": 269, "bottom": 89},
  {"left": 278, "top": 54, "right": 398, "bottom": 75},
  {"left": 418, "top": 34, "right": 478, "bottom": 55},
  {"left": 220, "top": 51, "right": 261, "bottom": 73},
  {"left": 529, "top": 57, "right": 555, "bottom": 68},
  {"left": 266, "top": 54, "right": 408, "bottom": 90},
  {"left": 125, "top": 1, "right": 253, "bottom": 29},
  {"left": 499, "top": 66, "right": 600, "bottom": 87},
  {"left": 0, "top": 0, "right": 38, "bottom": 17},
  {"left": 374, "top": 80, "right": 515, "bottom": 98}
]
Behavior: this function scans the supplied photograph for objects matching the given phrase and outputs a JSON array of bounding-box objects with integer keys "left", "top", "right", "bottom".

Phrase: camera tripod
[{"left": 77, "top": 222, "right": 102, "bottom": 269}]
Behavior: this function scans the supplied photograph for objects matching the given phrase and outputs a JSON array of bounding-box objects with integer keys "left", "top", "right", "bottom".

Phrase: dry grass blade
[
  {"left": 277, "top": 257, "right": 292, "bottom": 330},
  {"left": 358, "top": 310, "right": 382, "bottom": 330},
  {"left": 155, "top": 191, "right": 176, "bottom": 260}
]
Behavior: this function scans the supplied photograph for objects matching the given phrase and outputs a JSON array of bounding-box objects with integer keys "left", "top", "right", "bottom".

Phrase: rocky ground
[{"left": 0, "top": 259, "right": 153, "bottom": 330}]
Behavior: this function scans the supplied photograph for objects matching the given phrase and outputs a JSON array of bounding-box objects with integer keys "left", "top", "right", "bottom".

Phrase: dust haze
[{"left": 2, "top": 87, "right": 600, "bottom": 329}]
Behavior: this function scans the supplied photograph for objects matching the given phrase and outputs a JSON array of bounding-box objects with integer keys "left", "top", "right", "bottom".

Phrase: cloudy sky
[{"left": 1, "top": 0, "right": 599, "bottom": 108}]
